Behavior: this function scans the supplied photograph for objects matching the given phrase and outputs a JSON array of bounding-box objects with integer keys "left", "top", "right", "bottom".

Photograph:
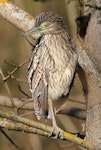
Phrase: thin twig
[
  {"left": 18, "top": 84, "right": 31, "bottom": 98},
  {"left": 20, "top": 111, "right": 34, "bottom": 117},
  {"left": 68, "top": 98, "right": 85, "bottom": 105},
  {"left": 25, "top": 36, "right": 34, "bottom": 46},
  {"left": 0, "top": 95, "right": 86, "bottom": 120},
  {"left": 0, "top": 68, "right": 16, "bottom": 111},
  {"left": 3, "top": 60, "right": 29, "bottom": 82},
  {"left": 0, "top": 128, "right": 21, "bottom": 150},
  {"left": 17, "top": 99, "right": 33, "bottom": 112}
]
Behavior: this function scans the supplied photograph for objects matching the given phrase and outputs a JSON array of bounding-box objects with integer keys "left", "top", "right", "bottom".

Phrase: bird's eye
[{"left": 40, "top": 22, "right": 49, "bottom": 30}]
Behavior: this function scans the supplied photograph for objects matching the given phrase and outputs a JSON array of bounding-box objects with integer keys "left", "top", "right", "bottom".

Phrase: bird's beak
[{"left": 23, "top": 26, "right": 41, "bottom": 37}]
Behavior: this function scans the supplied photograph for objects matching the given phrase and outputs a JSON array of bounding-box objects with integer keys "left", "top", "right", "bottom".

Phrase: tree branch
[
  {"left": 0, "top": 111, "right": 99, "bottom": 150},
  {"left": 0, "top": 118, "right": 49, "bottom": 136},
  {"left": 0, "top": 0, "right": 35, "bottom": 33},
  {"left": 78, "top": 6, "right": 101, "bottom": 147},
  {"left": 57, "top": 107, "right": 86, "bottom": 120},
  {"left": 0, "top": 95, "right": 86, "bottom": 120}
]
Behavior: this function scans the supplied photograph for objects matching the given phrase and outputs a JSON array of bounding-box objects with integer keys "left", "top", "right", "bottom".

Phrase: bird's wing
[{"left": 27, "top": 45, "right": 49, "bottom": 120}]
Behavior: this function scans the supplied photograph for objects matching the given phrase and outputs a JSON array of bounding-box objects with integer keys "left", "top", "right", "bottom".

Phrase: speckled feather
[{"left": 27, "top": 12, "right": 78, "bottom": 120}]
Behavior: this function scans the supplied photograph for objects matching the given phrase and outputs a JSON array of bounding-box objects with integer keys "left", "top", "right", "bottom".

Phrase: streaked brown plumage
[{"left": 24, "top": 11, "right": 78, "bottom": 137}]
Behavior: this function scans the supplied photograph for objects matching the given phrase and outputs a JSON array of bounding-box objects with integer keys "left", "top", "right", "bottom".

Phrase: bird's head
[{"left": 23, "top": 11, "right": 65, "bottom": 39}]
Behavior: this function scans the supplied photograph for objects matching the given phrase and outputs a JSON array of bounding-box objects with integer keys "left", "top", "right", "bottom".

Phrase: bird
[{"left": 23, "top": 11, "right": 78, "bottom": 138}]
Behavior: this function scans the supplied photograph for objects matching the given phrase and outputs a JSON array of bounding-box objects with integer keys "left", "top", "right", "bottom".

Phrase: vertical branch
[{"left": 77, "top": 1, "right": 101, "bottom": 147}]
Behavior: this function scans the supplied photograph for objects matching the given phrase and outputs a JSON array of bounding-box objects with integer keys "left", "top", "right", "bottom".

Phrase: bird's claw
[{"left": 49, "top": 126, "right": 64, "bottom": 139}]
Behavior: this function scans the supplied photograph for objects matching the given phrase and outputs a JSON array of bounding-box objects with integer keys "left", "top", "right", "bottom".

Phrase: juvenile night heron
[{"left": 24, "top": 11, "right": 78, "bottom": 137}]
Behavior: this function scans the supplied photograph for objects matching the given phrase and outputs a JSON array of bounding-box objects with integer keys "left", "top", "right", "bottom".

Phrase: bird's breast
[
  {"left": 48, "top": 66, "right": 73, "bottom": 100},
  {"left": 42, "top": 34, "right": 77, "bottom": 100}
]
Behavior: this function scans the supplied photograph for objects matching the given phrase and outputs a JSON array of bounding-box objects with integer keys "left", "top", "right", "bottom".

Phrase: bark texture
[{"left": 82, "top": 3, "right": 101, "bottom": 147}]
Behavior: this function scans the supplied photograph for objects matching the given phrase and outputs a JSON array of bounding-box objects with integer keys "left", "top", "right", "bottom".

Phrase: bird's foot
[{"left": 49, "top": 126, "right": 64, "bottom": 139}]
